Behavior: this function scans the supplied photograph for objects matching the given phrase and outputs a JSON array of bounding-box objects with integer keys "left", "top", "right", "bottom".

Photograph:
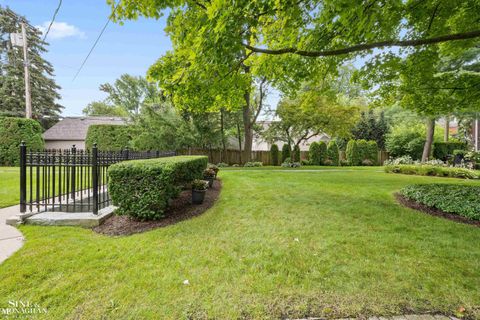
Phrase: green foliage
[
  {"left": 326, "top": 140, "right": 339, "bottom": 166},
  {"left": 385, "top": 125, "right": 426, "bottom": 160},
  {"left": 192, "top": 179, "right": 208, "bottom": 191},
  {"left": 351, "top": 110, "right": 389, "bottom": 150},
  {"left": 367, "top": 141, "right": 378, "bottom": 165},
  {"left": 281, "top": 144, "right": 291, "bottom": 163},
  {"left": 356, "top": 139, "right": 369, "bottom": 163},
  {"left": 400, "top": 184, "right": 480, "bottom": 220},
  {"left": 0, "top": 117, "right": 44, "bottom": 166},
  {"left": 345, "top": 140, "right": 360, "bottom": 166},
  {"left": 433, "top": 142, "right": 466, "bottom": 160},
  {"left": 292, "top": 145, "right": 301, "bottom": 162},
  {"left": 309, "top": 142, "right": 321, "bottom": 165},
  {"left": 244, "top": 161, "right": 263, "bottom": 167},
  {"left": 0, "top": 8, "right": 63, "bottom": 126},
  {"left": 85, "top": 125, "right": 132, "bottom": 151},
  {"left": 82, "top": 101, "right": 128, "bottom": 117},
  {"left": 108, "top": 156, "right": 208, "bottom": 220},
  {"left": 317, "top": 142, "right": 327, "bottom": 165},
  {"left": 384, "top": 165, "right": 479, "bottom": 180},
  {"left": 270, "top": 144, "right": 279, "bottom": 166}
]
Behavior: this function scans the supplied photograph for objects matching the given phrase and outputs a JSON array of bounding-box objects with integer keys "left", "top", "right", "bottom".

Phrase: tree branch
[{"left": 243, "top": 30, "right": 480, "bottom": 57}]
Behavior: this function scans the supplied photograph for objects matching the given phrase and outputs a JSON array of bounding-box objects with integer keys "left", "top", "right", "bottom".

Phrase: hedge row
[
  {"left": 433, "top": 141, "right": 466, "bottom": 160},
  {"left": 0, "top": 117, "right": 44, "bottom": 166},
  {"left": 384, "top": 164, "right": 479, "bottom": 179},
  {"left": 108, "top": 156, "right": 208, "bottom": 220},
  {"left": 85, "top": 124, "right": 131, "bottom": 151},
  {"left": 346, "top": 139, "right": 378, "bottom": 165},
  {"left": 400, "top": 184, "right": 480, "bottom": 220}
]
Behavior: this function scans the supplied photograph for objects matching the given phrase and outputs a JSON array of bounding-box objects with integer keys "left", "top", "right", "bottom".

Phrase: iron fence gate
[{"left": 19, "top": 142, "right": 175, "bottom": 215}]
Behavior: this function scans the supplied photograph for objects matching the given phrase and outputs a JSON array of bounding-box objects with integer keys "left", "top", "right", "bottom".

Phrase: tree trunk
[
  {"left": 444, "top": 116, "right": 449, "bottom": 142},
  {"left": 242, "top": 96, "right": 253, "bottom": 163},
  {"left": 220, "top": 108, "right": 226, "bottom": 162},
  {"left": 236, "top": 121, "right": 242, "bottom": 164},
  {"left": 422, "top": 118, "right": 435, "bottom": 162}
]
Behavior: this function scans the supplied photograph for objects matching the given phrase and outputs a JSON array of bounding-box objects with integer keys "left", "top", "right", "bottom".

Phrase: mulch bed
[
  {"left": 93, "top": 180, "right": 222, "bottom": 236},
  {"left": 395, "top": 193, "right": 480, "bottom": 228}
]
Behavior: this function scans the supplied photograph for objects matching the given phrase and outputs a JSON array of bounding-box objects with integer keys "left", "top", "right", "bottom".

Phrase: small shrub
[
  {"left": 400, "top": 184, "right": 480, "bottom": 220},
  {"left": 244, "top": 161, "right": 263, "bottom": 167},
  {"left": 309, "top": 142, "right": 321, "bottom": 165},
  {"left": 301, "top": 159, "right": 311, "bottom": 166},
  {"left": 270, "top": 144, "right": 279, "bottom": 166},
  {"left": 281, "top": 144, "right": 291, "bottom": 163},
  {"left": 362, "top": 159, "right": 374, "bottom": 166},
  {"left": 85, "top": 124, "right": 131, "bottom": 151},
  {"left": 384, "top": 164, "right": 479, "bottom": 179},
  {"left": 346, "top": 140, "right": 360, "bottom": 166},
  {"left": 324, "top": 159, "right": 333, "bottom": 166},
  {"left": 384, "top": 155, "right": 414, "bottom": 165},
  {"left": 292, "top": 145, "right": 301, "bottom": 162},
  {"left": 0, "top": 117, "right": 44, "bottom": 166},
  {"left": 326, "top": 141, "right": 339, "bottom": 166},
  {"left": 108, "top": 156, "right": 208, "bottom": 220},
  {"left": 232, "top": 164, "right": 240, "bottom": 167},
  {"left": 340, "top": 159, "right": 349, "bottom": 166},
  {"left": 217, "top": 162, "right": 229, "bottom": 167},
  {"left": 281, "top": 160, "right": 301, "bottom": 168}
]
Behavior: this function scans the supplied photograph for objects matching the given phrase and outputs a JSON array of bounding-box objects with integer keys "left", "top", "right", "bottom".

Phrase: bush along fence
[
  {"left": 19, "top": 142, "right": 175, "bottom": 215},
  {"left": 177, "top": 148, "right": 389, "bottom": 166}
]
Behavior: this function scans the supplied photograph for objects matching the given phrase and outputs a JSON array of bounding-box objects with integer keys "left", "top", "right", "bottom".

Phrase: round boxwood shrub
[
  {"left": 85, "top": 124, "right": 132, "bottom": 151},
  {"left": 270, "top": 144, "right": 279, "bottom": 166},
  {"left": 281, "top": 144, "right": 291, "bottom": 163},
  {"left": 327, "top": 140, "right": 339, "bottom": 166},
  {"left": 0, "top": 117, "right": 44, "bottom": 166}
]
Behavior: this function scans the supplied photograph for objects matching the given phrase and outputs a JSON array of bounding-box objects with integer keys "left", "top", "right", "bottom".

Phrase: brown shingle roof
[{"left": 43, "top": 116, "right": 127, "bottom": 141}]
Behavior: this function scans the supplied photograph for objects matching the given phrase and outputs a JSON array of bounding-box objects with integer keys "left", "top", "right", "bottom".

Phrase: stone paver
[{"left": 0, "top": 204, "right": 24, "bottom": 264}]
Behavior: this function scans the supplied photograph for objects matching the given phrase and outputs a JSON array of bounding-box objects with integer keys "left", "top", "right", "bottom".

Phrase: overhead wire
[{"left": 42, "top": 0, "right": 63, "bottom": 42}]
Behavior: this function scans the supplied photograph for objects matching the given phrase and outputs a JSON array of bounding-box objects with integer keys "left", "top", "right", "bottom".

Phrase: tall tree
[
  {"left": 82, "top": 101, "right": 128, "bottom": 117},
  {"left": 0, "top": 7, "right": 63, "bottom": 126}
]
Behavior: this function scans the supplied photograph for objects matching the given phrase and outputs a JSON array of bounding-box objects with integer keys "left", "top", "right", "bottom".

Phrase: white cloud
[{"left": 36, "top": 21, "right": 85, "bottom": 40}]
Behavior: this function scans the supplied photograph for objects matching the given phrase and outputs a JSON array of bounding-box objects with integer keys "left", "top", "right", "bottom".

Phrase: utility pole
[{"left": 21, "top": 22, "right": 32, "bottom": 119}]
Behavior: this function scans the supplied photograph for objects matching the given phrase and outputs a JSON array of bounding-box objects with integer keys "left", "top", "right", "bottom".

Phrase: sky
[{"left": 1, "top": 0, "right": 173, "bottom": 116}]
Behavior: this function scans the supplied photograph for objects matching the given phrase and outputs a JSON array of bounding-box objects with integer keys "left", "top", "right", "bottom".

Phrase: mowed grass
[
  {"left": 0, "top": 167, "right": 19, "bottom": 208},
  {"left": 0, "top": 168, "right": 479, "bottom": 319}
]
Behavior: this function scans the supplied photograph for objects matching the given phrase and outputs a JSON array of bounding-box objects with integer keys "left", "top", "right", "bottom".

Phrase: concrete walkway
[{"left": 0, "top": 205, "right": 24, "bottom": 264}]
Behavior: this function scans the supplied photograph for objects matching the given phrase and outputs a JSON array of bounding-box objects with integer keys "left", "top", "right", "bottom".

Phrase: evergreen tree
[
  {"left": 0, "top": 7, "right": 63, "bottom": 127},
  {"left": 351, "top": 110, "right": 389, "bottom": 150}
]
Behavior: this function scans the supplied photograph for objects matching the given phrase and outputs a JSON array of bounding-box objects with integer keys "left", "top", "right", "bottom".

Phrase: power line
[
  {"left": 72, "top": 1, "right": 120, "bottom": 82},
  {"left": 42, "top": 0, "right": 63, "bottom": 42}
]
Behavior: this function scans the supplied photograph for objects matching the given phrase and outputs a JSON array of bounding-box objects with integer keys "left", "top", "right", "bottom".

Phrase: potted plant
[
  {"left": 203, "top": 168, "right": 216, "bottom": 187},
  {"left": 192, "top": 179, "right": 208, "bottom": 204},
  {"left": 207, "top": 163, "right": 220, "bottom": 177}
]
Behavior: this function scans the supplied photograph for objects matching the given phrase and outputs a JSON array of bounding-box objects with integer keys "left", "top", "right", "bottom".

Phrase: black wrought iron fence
[{"left": 19, "top": 142, "right": 175, "bottom": 215}]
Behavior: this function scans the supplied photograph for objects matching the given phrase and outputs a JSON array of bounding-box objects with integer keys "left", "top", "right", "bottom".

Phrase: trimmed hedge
[
  {"left": 292, "top": 145, "right": 301, "bottom": 162},
  {"left": 85, "top": 124, "right": 131, "bottom": 151},
  {"left": 281, "top": 144, "right": 291, "bottom": 163},
  {"left": 327, "top": 140, "right": 339, "bottom": 166},
  {"left": 356, "top": 139, "right": 369, "bottom": 164},
  {"left": 433, "top": 141, "right": 466, "bottom": 160},
  {"left": 345, "top": 140, "right": 360, "bottom": 166},
  {"left": 0, "top": 117, "right": 44, "bottom": 166},
  {"left": 108, "top": 156, "right": 208, "bottom": 220},
  {"left": 270, "top": 144, "right": 279, "bottom": 166},
  {"left": 384, "top": 164, "right": 479, "bottom": 179},
  {"left": 367, "top": 140, "right": 378, "bottom": 165},
  {"left": 309, "top": 142, "right": 321, "bottom": 165},
  {"left": 400, "top": 184, "right": 480, "bottom": 220}
]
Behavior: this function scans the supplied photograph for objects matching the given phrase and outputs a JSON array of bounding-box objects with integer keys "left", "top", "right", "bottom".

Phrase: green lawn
[
  {"left": 1, "top": 168, "right": 479, "bottom": 319},
  {"left": 0, "top": 167, "right": 19, "bottom": 208}
]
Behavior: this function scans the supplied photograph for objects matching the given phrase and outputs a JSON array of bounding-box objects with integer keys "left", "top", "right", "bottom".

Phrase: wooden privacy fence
[{"left": 178, "top": 149, "right": 389, "bottom": 165}]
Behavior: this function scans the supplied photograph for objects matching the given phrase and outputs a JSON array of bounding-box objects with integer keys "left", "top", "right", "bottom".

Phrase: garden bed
[
  {"left": 94, "top": 179, "right": 222, "bottom": 236},
  {"left": 395, "top": 193, "right": 480, "bottom": 227}
]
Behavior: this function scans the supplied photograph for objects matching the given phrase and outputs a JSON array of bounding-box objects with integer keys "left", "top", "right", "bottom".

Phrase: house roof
[{"left": 43, "top": 116, "right": 127, "bottom": 141}]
